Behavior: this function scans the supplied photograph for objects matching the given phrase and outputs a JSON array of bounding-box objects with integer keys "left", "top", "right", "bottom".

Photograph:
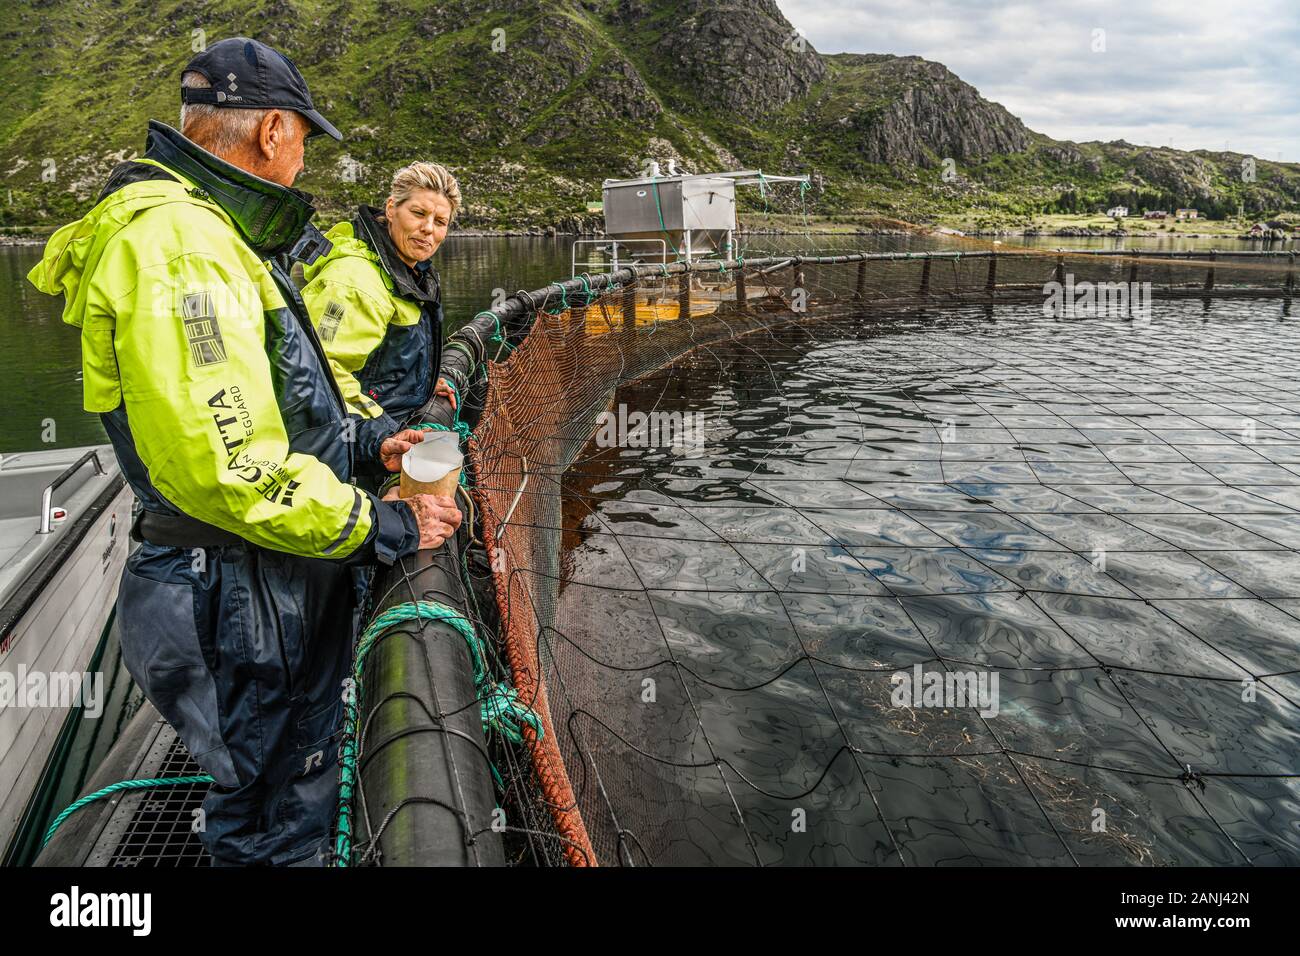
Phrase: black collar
[
  {"left": 352, "top": 204, "right": 439, "bottom": 304},
  {"left": 143, "top": 120, "right": 318, "bottom": 259}
]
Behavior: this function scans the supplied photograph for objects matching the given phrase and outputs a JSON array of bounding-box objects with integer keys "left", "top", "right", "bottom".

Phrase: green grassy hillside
[{"left": 1, "top": 0, "right": 1296, "bottom": 229}]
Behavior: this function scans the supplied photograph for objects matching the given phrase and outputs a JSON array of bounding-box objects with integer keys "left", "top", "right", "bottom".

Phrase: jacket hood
[
  {"left": 141, "top": 120, "right": 318, "bottom": 259},
  {"left": 29, "top": 121, "right": 326, "bottom": 330},
  {"left": 27, "top": 171, "right": 213, "bottom": 329},
  {"left": 305, "top": 219, "right": 371, "bottom": 278}
]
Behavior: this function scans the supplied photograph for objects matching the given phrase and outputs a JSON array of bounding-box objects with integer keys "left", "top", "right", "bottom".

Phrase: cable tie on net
[
  {"left": 515, "top": 289, "right": 539, "bottom": 316},
  {"left": 1179, "top": 764, "right": 1206, "bottom": 792}
]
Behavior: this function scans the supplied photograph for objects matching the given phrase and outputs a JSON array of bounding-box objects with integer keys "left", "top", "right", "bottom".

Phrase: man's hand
[
  {"left": 377, "top": 428, "right": 426, "bottom": 473},
  {"left": 434, "top": 377, "right": 457, "bottom": 412},
  {"left": 383, "top": 486, "right": 463, "bottom": 550}
]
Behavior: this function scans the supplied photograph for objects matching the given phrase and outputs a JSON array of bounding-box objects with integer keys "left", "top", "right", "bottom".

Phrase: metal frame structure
[
  {"left": 600, "top": 168, "right": 810, "bottom": 265},
  {"left": 571, "top": 238, "right": 668, "bottom": 276}
]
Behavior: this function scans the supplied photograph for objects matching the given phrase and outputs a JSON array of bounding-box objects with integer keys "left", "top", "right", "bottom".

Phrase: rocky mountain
[
  {"left": 0, "top": 0, "right": 1296, "bottom": 228},
  {"left": 806, "top": 54, "right": 1031, "bottom": 167},
  {"left": 614, "top": 0, "right": 827, "bottom": 120}
]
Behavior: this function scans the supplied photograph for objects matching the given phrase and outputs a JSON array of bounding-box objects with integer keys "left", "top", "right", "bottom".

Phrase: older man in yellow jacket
[{"left": 28, "top": 38, "right": 461, "bottom": 865}]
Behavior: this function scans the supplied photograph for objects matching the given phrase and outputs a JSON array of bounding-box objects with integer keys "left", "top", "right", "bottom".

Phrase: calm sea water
[{"left": 552, "top": 296, "right": 1300, "bottom": 864}]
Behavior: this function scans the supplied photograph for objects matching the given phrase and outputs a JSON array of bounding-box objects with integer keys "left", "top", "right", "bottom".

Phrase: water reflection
[
  {"left": 3, "top": 233, "right": 1292, "bottom": 453},
  {"left": 553, "top": 298, "right": 1300, "bottom": 865}
]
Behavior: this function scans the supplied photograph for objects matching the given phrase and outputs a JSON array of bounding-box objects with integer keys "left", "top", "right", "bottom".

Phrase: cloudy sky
[{"left": 776, "top": 0, "right": 1299, "bottom": 162}]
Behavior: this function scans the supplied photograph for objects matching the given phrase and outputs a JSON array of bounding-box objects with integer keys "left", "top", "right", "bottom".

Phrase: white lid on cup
[{"left": 401, "top": 432, "right": 464, "bottom": 483}]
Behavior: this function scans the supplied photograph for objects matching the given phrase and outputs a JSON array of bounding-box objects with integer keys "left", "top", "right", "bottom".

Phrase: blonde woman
[{"left": 303, "top": 162, "right": 460, "bottom": 452}]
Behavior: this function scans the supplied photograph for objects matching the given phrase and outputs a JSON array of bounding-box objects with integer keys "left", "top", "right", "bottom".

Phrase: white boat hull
[{"left": 0, "top": 467, "right": 133, "bottom": 857}]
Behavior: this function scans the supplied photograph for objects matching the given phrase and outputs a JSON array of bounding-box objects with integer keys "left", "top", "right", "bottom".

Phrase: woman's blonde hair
[{"left": 389, "top": 161, "right": 461, "bottom": 220}]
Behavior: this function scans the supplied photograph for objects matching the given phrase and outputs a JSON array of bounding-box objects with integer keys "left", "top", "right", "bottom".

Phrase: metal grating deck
[{"left": 106, "top": 735, "right": 211, "bottom": 867}]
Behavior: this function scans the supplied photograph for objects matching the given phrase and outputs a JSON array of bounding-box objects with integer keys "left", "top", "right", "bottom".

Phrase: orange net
[{"left": 467, "top": 283, "right": 800, "bottom": 865}]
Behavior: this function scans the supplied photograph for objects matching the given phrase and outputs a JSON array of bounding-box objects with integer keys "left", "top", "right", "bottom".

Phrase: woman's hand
[
  {"left": 378, "top": 428, "right": 426, "bottom": 473},
  {"left": 435, "top": 377, "right": 457, "bottom": 411}
]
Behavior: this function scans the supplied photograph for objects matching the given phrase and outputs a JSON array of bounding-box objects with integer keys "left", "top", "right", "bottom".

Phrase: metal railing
[
  {"left": 487, "top": 248, "right": 1299, "bottom": 323},
  {"left": 38, "top": 450, "right": 106, "bottom": 534}
]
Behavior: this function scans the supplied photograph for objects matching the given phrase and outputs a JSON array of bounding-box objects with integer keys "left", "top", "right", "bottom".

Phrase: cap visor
[{"left": 302, "top": 108, "right": 342, "bottom": 141}]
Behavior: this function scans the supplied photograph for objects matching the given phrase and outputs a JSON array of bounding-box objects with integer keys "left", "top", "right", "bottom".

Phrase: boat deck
[{"left": 38, "top": 705, "right": 211, "bottom": 867}]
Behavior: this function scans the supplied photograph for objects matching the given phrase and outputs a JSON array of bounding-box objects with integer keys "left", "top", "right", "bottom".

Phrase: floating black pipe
[{"left": 353, "top": 519, "right": 505, "bottom": 867}]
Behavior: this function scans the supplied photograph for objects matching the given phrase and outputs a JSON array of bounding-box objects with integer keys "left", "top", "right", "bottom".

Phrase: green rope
[
  {"left": 43, "top": 775, "right": 214, "bottom": 848},
  {"left": 543, "top": 282, "right": 569, "bottom": 315},
  {"left": 369, "top": 602, "right": 540, "bottom": 743},
  {"left": 470, "top": 309, "right": 508, "bottom": 357},
  {"left": 650, "top": 176, "right": 682, "bottom": 256},
  {"left": 333, "top": 600, "right": 542, "bottom": 866},
  {"left": 418, "top": 378, "right": 473, "bottom": 446}
]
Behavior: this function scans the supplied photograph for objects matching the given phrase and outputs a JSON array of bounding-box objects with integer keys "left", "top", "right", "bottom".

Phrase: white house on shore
[{"left": 1106, "top": 206, "right": 1129, "bottom": 218}]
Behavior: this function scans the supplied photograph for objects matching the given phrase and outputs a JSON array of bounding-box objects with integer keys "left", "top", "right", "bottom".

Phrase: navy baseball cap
[{"left": 180, "top": 37, "right": 341, "bottom": 141}]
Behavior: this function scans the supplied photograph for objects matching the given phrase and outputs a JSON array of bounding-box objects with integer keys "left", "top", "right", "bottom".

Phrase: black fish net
[{"left": 467, "top": 247, "right": 1300, "bottom": 866}]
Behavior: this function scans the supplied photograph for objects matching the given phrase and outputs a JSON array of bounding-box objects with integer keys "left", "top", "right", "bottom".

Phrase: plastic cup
[{"left": 399, "top": 432, "right": 463, "bottom": 499}]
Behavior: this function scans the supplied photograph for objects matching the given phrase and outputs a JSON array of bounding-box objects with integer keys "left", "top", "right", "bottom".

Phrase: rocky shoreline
[
  {"left": 2, "top": 225, "right": 911, "bottom": 244},
  {"left": 2, "top": 224, "right": 1291, "bottom": 246},
  {"left": 0, "top": 233, "right": 47, "bottom": 246},
  {"left": 972, "top": 226, "right": 1293, "bottom": 240}
]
